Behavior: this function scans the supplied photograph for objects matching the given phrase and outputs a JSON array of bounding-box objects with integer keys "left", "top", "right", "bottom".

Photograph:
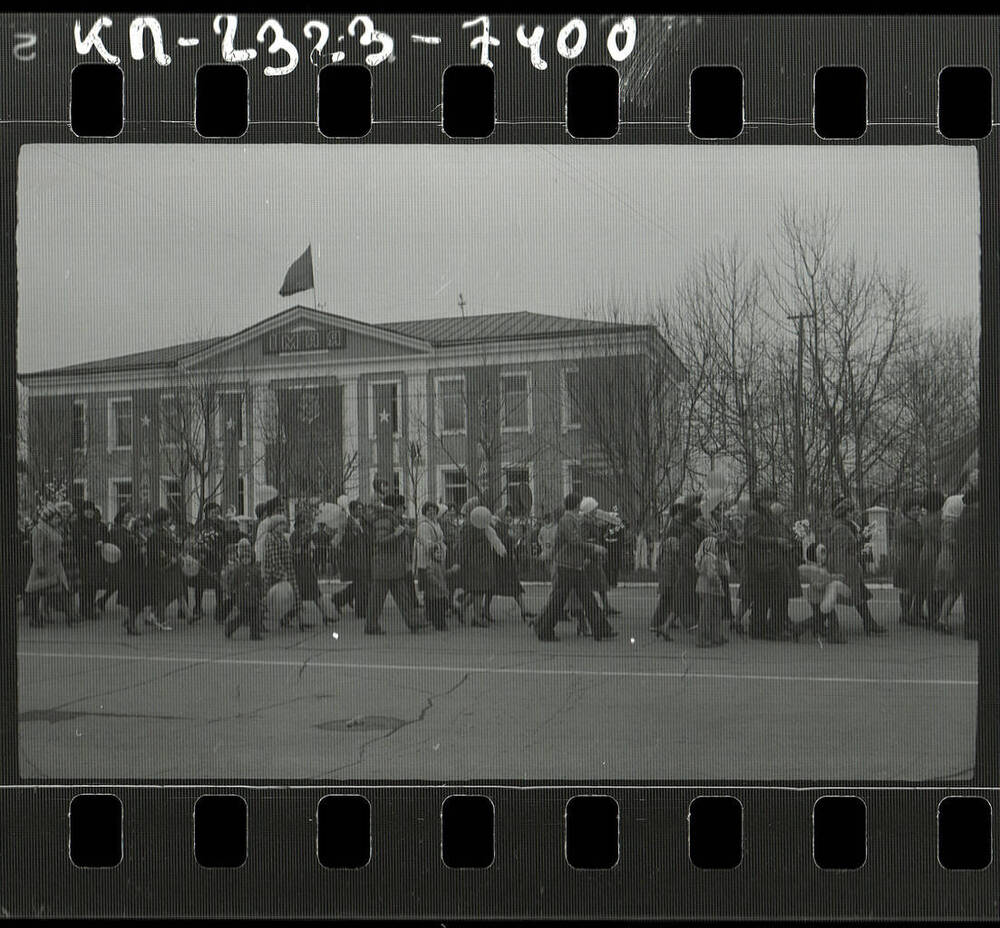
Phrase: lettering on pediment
[{"left": 264, "top": 325, "right": 347, "bottom": 355}]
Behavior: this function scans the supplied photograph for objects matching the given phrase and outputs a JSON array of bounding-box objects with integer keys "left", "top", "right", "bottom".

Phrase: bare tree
[
  {"left": 769, "top": 203, "right": 922, "bottom": 507},
  {"left": 23, "top": 391, "right": 88, "bottom": 507},
  {"left": 668, "top": 241, "right": 782, "bottom": 500},
  {"left": 554, "top": 298, "right": 691, "bottom": 530},
  {"left": 158, "top": 367, "right": 229, "bottom": 523}
]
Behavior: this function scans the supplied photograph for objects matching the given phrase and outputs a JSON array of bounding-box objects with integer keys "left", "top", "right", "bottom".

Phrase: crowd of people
[{"left": 15, "top": 469, "right": 983, "bottom": 647}]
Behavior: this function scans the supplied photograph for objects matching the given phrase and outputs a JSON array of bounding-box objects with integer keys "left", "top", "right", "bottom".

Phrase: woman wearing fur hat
[
  {"left": 891, "top": 493, "right": 926, "bottom": 625},
  {"left": 24, "top": 503, "right": 80, "bottom": 627},
  {"left": 454, "top": 504, "right": 500, "bottom": 627},
  {"left": 826, "top": 495, "right": 886, "bottom": 636},
  {"left": 482, "top": 509, "right": 536, "bottom": 624}
]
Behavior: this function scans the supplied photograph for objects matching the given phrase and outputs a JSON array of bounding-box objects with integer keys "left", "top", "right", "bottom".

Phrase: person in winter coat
[
  {"left": 483, "top": 511, "right": 536, "bottom": 623},
  {"left": 290, "top": 511, "right": 334, "bottom": 625},
  {"left": 70, "top": 499, "right": 106, "bottom": 620},
  {"left": 97, "top": 506, "right": 132, "bottom": 611},
  {"left": 261, "top": 512, "right": 308, "bottom": 630},
  {"left": 145, "top": 507, "right": 185, "bottom": 631},
  {"left": 224, "top": 538, "right": 265, "bottom": 640},
  {"left": 186, "top": 502, "right": 227, "bottom": 622},
  {"left": 24, "top": 503, "right": 80, "bottom": 627},
  {"left": 454, "top": 506, "right": 501, "bottom": 627},
  {"left": 789, "top": 542, "right": 849, "bottom": 644},
  {"left": 579, "top": 498, "right": 619, "bottom": 617},
  {"left": 332, "top": 500, "right": 372, "bottom": 620},
  {"left": 532, "top": 494, "right": 617, "bottom": 642},
  {"left": 826, "top": 495, "right": 886, "bottom": 637},
  {"left": 537, "top": 511, "right": 558, "bottom": 578},
  {"left": 672, "top": 503, "right": 705, "bottom": 632},
  {"left": 366, "top": 494, "right": 429, "bottom": 635},
  {"left": 915, "top": 489, "right": 946, "bottom": 628},
  {"left": 650, "top": 534, "right": 680, "bottom": 640},
  {"left": 934, "top": 471, "right": 976, "bottom": 633},
  {"left": 954, "top": 478, "right": 985, "bottom": 641},
  {"left": 742, "top": 489, "right": 798, "bottom": 640},
  {"left": 114, "top": 515, "right": 155, "bottom": 635},
  {"left": 891, "top": 492, "right": 926, "bottom": 626},
  {"left": 413, "top": 501, "right": 450, "bottom": 631},
  {"left": 695, "top": 533, "right": 731, "bottom": 647}
]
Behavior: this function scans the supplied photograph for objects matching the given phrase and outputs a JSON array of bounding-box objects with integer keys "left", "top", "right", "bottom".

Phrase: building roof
[
  {"left": 379, "top": 311, "right": 650, "bottom": 346},
  {"left": 19, "top": 308, "right": 655, "bottom": 380}
]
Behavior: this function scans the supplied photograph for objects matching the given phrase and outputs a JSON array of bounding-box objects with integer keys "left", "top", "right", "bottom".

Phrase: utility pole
[
  {"left": 788, "top": 311, "right": 814, "bottom": 511},
  {"left": 458, "top": 292, "right": 466, "bottom": 319}
]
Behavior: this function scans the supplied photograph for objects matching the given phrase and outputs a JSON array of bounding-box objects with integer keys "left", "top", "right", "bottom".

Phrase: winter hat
[
  {"left": 54, "top": 501, "right": 75, "bottom": 519},
  {"left": 580, "top": 496, "right": 599, "bottom": 514}
]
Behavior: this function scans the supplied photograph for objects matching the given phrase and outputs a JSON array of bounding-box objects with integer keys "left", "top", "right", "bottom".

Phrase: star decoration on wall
[
  {"left": 140, "top": 414, "right": 151, "bottom": 428},
  {"left": 378, "top": 408, "right": 391, "bottom": 424}
]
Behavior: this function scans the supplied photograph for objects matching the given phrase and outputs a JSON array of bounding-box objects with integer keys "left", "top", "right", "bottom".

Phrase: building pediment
[{"left": 183, "top": 305, "right": 433, "bottom": 372}]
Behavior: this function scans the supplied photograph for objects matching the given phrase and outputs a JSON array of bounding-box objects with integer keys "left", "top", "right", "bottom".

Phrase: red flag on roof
[{"left": 279, "top": 245, "right": 314, "bottom": 297}]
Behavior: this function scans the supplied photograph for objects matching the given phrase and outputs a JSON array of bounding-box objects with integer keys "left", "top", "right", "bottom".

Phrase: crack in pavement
[{"left": 318, "top": 672, "right": 471, "bottom": 777}]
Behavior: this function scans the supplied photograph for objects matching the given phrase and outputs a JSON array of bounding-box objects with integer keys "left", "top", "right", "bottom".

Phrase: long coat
[
  {"left": 337, "top": 519, "right": 371, "bottom": 582},
  {"left": 670, "top": 519, "right": 703, "bottom": 622},
  {"left": 290, "top": 526, "right": 322, "bottom": 601},
  {"left": 491, "top": 519, "right": 524, "bottom": 598},
  {"left": 826, "top": 518, "right": 872, "bottom": 605},
  {"left": 113, "top": 525, "right": 153, "bottom": 613},
  {"left": 455, "top": 523, "right": 496, "bottom": 594},
  {"left": 25, "top": 521, "right": 69, "bottom": 594},
  {"left": 890, "top": 513, "right": 923, "bottom": 589},
  {"left": 915, "top": 510, "right": 942, "bottom": 598},
  {"left": 580, "top": 515, "right": 610, "bottom": 593}
]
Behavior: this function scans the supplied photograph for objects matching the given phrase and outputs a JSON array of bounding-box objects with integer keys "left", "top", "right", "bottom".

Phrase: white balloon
[
  {"left": 101, "top": 542, "right": 122, "bottom": 564},
  {"left": 266, "top": 581, "right": 296, "bottom": 621}
]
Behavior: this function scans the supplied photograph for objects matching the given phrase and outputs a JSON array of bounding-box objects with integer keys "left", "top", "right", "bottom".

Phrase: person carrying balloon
[{"left": 224, "top": 538, "right": 265, "bottom": 640}]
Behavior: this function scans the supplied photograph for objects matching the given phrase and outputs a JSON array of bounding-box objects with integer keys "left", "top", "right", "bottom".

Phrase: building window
[
  {"left": 160, "top": 394, "right": 179, "bottom": 447},
  {"left": 501, "top": 372, "right": 531, "bottom": 431},
  {"left": 562, "top": 368, "right": 582, "bottom": 429},
  {"left": 439, "top": 468, "right": 468, "bottom": 508},
  {"left": 237, "top": 477, "right": 247, "bottom": 517},
  {"left": 162, "top": 478, "right": 185, "bottom": 524},
  {"left": 217, "top": 392, "right": 246, "bottom": 444},
  {"left": 109, "top": 398, "right": 133, "bottom": 449},
  {"left": 503, "top": 467, "right": 532, "bottom": 517},
  {"left": 436, "top": 377, "right": 466, "bottom": 433},
  {"left": 370, "top": 382, "right": 400, "bottom": 437},
  {"left": 111, "top": 478, "right": 133, "bottom": 516},
  {"left": 71, "top": 479, "right": 86, "bottom": 503},
  {"left": 563, "top": 462, "right": 584, "bottom": 499},
  {"left": 71, "top": 400, "right": 87, "bottom": 452}
]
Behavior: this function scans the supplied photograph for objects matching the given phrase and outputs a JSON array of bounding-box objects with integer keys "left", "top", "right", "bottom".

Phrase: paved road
[{"left": 17, "top": 584, "right": 977, "bottom": 782}]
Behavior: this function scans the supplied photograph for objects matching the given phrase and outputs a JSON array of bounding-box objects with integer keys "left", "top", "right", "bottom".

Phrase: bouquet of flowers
[
  {"left": 792, "top": 519, "right": 811, "bottom": 542},
  {"left": 860, "top": 520, "right": 881, "bottom": 557}
]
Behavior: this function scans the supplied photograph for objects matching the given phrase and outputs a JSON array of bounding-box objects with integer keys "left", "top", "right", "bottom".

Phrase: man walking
[
  {"left": 366, "top": 493, "right": 430, "bottom": 635},
  {"left": 534, "top": 493, "right": 618, "bottom": 642}
]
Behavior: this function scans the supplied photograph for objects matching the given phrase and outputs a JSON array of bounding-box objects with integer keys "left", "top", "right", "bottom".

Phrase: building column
[
  {"left": 404, "top": 372, "right": 429, "bottom": 513},
  {"left": 341, "top": 375, "right": 361, "bottom": 501},
  {"left": 249, "top": 381, "right": 268, "bottom": 512}
]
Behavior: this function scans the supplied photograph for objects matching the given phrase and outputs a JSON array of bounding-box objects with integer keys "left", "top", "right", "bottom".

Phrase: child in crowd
[
  {"left": 694, "top": 533, "right": 730, "bottom": 648},
  {"left": 792, "top": 542, "right": 848, "bottom": 644},
  {"left": 224, "top": 539, "right": 265, "bottom": 640}
]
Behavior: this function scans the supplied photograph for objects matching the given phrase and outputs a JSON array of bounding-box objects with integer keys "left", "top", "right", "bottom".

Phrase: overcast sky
[{"left": 17, "top": 144, "right": 979, "bottom": 374}]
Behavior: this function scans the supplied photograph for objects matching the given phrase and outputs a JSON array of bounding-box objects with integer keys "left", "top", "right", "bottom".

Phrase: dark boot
[{"left": 859, "top": 602, "right": 886, "bottom": 636}]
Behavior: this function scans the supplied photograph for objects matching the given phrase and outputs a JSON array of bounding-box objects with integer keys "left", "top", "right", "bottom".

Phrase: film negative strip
[{"left": 1, "top": 10, "right": 997, "bottom": 919}]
